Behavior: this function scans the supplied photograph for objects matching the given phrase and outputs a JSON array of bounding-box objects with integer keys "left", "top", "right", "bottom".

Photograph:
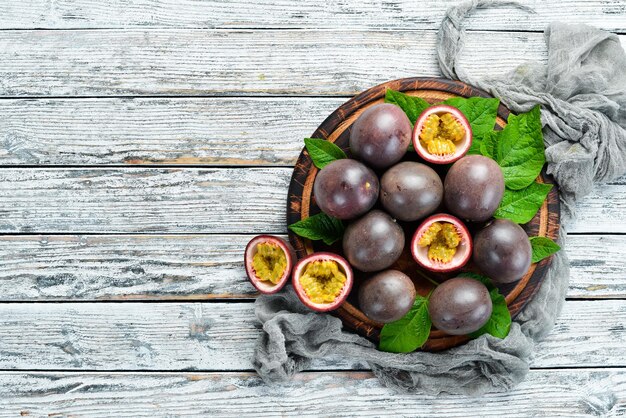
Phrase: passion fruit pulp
[
  {"left": 413, "top": 105, "right": 472, "bottom": 164},
  {"left": 292, "top": 252, "right": 353, "bottom": 312},
  {"left": 244, "top": 235, "right": 295, "bottom": 294},
  {"left": 411, "top": 214, "right": 472, "bottom": 273}
]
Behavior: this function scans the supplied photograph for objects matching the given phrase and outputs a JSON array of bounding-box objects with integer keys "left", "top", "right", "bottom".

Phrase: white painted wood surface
[{"left": 0, "top": 0, "right": 624, "bottom": 415}]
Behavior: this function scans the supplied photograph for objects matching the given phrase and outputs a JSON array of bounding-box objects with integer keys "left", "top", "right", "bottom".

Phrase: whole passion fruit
[
  {"left": 380, "top": 161, "right": 443, "bottom": 222},
  {"left": 358, "top": 270, "right": 416, "bottom": 323},
  {"left": 313, "top": 158, "right": 379, "bottom": 220},
  {"left": 244, "top": 235, "right": 295, "bottom": 294},
  {"left": 292, "top": 252, "right": 353, "bottom": 312},
  {"left": 444, "top": 155, "right": 505, "bottom": 222},
  {"left": 349, "top": 103, "right": 412, "bottom": 169},
  {"left": 473, "top": 219, "right": 532, "bottom": 284},
  {"left": 413, "top": 105, "right": 472, "bottom": 164},
  {"left": 343, "top": 210, "right": 405, "bottom": 272},
  {"left": 411, "top": 214, "right": 472, "bottom": 273},
  {"left": 428, "top": 277, "right": 493, "bottom": 335}
]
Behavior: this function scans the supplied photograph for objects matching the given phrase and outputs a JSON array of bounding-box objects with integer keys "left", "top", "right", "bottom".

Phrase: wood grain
[
  {"left": 1, "top": 29, "right": 624, "bottom": 97},
  {"left": 0, "top": 234, "right": 620, "bottom": 300},
  {"left": 1, "top": 0, "right": 625, "bottom": 32},
  {"left": 0, "top": 300, "right": 622, "bottom": 370},
  {"left": 0, "top": 369, "right": 624, "bottom": 417}
]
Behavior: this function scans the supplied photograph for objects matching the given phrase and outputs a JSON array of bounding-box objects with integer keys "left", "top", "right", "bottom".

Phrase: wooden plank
[
  {"left": 1, "top": 29, "right": 624, "bottom": 97},
  {"left": 0, "top": 300, "right": 622, "bottom": 371},
  {"left": 1, "top": 0, "right": 625, "bottom": 32},
  {"left": 0, "top": 370, "right": 624, "bottom": 417},
  {"left": 0, "top": 234, "right": 621, "bottom": 301},
  {"left": 0, "top": 97, "right": 341, "bottom": 166}
]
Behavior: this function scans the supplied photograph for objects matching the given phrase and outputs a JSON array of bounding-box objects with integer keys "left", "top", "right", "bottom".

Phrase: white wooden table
[{"left": 0, "top": 1, "right": 624, "bottom": 416}]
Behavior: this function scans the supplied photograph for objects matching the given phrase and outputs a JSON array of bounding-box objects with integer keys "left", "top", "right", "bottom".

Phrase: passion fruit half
[
  {"left": 411, "top": 214, "right": 472, "bottom": 273},
  {"left": 292, "top": 252, "right": 354, "bottom": 312},
  {"left": 413, "top": 105, "right": 472, "bottom": 164},
  {"left": 244, "top": 235, "right": 295, "bottom": 294}
]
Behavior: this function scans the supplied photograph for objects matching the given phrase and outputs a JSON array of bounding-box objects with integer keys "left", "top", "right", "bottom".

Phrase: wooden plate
[{"left": 287, "top": 77, "right": 560, "bottom": 351}]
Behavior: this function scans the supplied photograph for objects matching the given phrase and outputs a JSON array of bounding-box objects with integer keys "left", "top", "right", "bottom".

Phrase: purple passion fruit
[
  {"left": 428, "top": 277, "right": 493, "bottom": 335},
  {"left": 473, "top": 219, "right": 532, "bottom": 284},
  {"left": 313, "top": 158, "right": 379, "bottom": 220},
  {"left": 444, "top": 155, "right": 505, "bottom": 222},
  {"left": 413, "top": 105, "right": 472, "bottom": 164},
  {"left": 292, "top": 252, "right": 353, "bottom": 312},
  {"left": 349, "top": 103, "right": 412, "bottom": 169},
  {"left": 358, "top": 270, "right": 416, "bottom": 323},
  {"left": 343, "top": 210, "right": 405, "bottom": 272},
  {"left": 411, "top": 214, "right": 472, "bottom": 273},
  {"left": 244, "top": 235, "right": 295, "bottom": 294},
  {"left": 380, "top": 161, "right": 444, "bottom": 222}
]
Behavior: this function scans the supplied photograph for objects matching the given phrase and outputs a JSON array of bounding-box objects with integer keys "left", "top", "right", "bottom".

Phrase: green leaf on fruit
[
  {"left": 384, "top": 89, "right": 430, "bottom": 125},
  {"left": 379, "top": 295, "right": 431, "bottom": 353},
  {"left": 288, "top": 212, "right": 345, "bottom": 245},
  {"left": 304, "top": 138, "right": 347, "bottom": 169},
  {"left": 443, "top": 97, "right": 500, "bottom": 139},
  {"left": 529, "top": 236, "right": 561, "bottom": 263},
  {"left": 458, "top": 273, "right": 511, "bottom": 339},
  {"left": 494, "top": 182, "right": 553, "bottom": 224}
]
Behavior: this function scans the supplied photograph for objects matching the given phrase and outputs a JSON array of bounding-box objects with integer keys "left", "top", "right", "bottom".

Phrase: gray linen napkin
[{"left": 252, "top": 1, "right": 626, "bottom": 395}]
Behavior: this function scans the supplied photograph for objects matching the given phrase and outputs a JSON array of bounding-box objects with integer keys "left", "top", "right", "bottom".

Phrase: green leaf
[
  {"left": 486, "top": 106, "right": 546, "bottom": 190},
  {"left": 288, "top": 213, "right": 345, "bottom": 245},
  {"left": 384, "top": 89, "right": 430, "bottom": 125},
  {"left": 443, "top": 97, "right": 500, "bottom": 138},
  {"left": 479, "top": 131, "right": 499, "bottom": 160},
  {"left": 379, "top": 295, "right": 431, "bottom": 353},
  {"left": 304, "top": 138, "right": 346, "bottom": 169},
  {"left": 529, "top": 236, "right": 561, "bottom": 263},
  {"left": 468, "top": 288, "right": 511, "bottom": 339},
  {"left": 457, "top": 272, "right": 495, "bottom": 290},
  {"left": 494, "top": 182, "right": 553, "bottom": 224}
]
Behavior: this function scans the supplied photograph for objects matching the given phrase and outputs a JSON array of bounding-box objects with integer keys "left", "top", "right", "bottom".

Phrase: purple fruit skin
[
  {"left": 444, "top": 155, "right": 505, "bottom": 222},
  {"left": 313, "top": 159, "right": 379, "bottom": 220},
  {"left": 343, "top": 210, "right": 405, "bottom": 272},
  {"left": 428, "top": 277, "right": 493, "bottom": 335},
  {"left": 358, "top": 270, "right": 416, "bottom": 323},
  {"left": 349, "top": 103, "right": 412, "bottom": 169},
  {"left": 380, "top": 161, "right": 443, "bottom": 221},
  {"left": 473, "top": 219, "right": 532, "bottom": 284}
]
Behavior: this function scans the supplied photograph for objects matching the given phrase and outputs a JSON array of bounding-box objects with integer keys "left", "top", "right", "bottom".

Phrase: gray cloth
[{"left": 253, "top": 1, "right": 626, "bottom": 395}]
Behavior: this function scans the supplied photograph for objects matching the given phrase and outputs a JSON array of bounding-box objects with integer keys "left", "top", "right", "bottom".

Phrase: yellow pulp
[
  {"left": 252, "top": 242, "right": 287, "bottom": 284},
  {"left": 418, "top": 222, "right": 461, "bottom": 263},
  {"left": 299, "top": 260, "right": 347, "bottom": 304},
  {"left": 419, "top": 113, "right": 466, "bottom": 156}
]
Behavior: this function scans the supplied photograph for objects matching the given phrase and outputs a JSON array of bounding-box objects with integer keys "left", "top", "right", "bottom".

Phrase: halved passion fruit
[
  {"left": 413, "top": 105, "right": 472, "bottom": 164},
  {"left": 244, "top": 235, "right": 295, "bottom": 294},
  {"left": 411, "top": 214, "right": 472, "bottom": 273},
  {"left": 292, "top": 252, "right": 353, "bottom": 312}
]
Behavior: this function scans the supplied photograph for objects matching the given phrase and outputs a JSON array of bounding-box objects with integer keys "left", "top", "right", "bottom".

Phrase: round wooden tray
[{"left": 287, "top": 77, "right": 560, "bottom": 351}]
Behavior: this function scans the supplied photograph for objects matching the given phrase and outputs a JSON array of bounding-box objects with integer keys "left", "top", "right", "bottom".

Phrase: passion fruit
[
  {"left": 292, "top": 252, "right": 353, "bottom": 312},
  {"left": 349, "top": 103, "right": 412, "bottom": 169},
  {"left": 380, "top": 161, "right": 443, "bottom": 222},
  {"left": 411, "top": 214, "right": 472, "bottom": 273},
  {"left": 313, "top": 158, "right": 379, "bottom": 220},
  {"left": 244, "top": 235, "right": 295, "bottom": 294},
  {"left": 343, "top": 210, "right": 405, "bottom": 272},
  {"left": 413, "top": 105, "right": 472, "bottom": 164},
  {"left": 444, "top": 155, "right": 505, "bottom": 222},
  {"left": 473, "top": 219, "right": 532, "bottom": 284},
  {"left": 358, "top": 270, "right": 416, "bottom": 323},
  {"left": 428, "top": 277, "right": 493, "bottom": 335}
]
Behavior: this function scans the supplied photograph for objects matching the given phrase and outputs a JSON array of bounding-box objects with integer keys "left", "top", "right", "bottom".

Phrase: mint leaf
[
  {"left": 288, "top": 213, "right": 345, "bottom": 245},
  {"left": 379, "top": 295, "right": 431, "bottom": 353},
  {"left": 468, "top": 288, "right": 511, "bottom": 339},
  {"left": 487, "top": 106, "right": 546, "bottom": 190},
  {"left": 385, "top": 89, "right": 430, "bottom": 125},
  {"left": 443, "top": 97, "right": 500, "bottom": 138},
  {"left": 304, "top": 138, "right": 346, "bottom": 169},
  {"left": 529, "top": 236, "right": 561, "bottom": 263},
  {"left": 494, "top": 182, "right": 553, "bottom": 224}
]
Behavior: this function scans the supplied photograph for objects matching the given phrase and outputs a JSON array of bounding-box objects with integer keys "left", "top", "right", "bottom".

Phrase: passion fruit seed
[
  {"left": 419, "top": 113, "right": 466, "bottom": 156},
  {"left": 252, "top": 242, "right": 288, "bottom": 284},
  {"left": 299, "top": 260, "right": 347, "bottom": 304},
  {"left": 418, "top": 222, "right": 461, "bottom": 264}
]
